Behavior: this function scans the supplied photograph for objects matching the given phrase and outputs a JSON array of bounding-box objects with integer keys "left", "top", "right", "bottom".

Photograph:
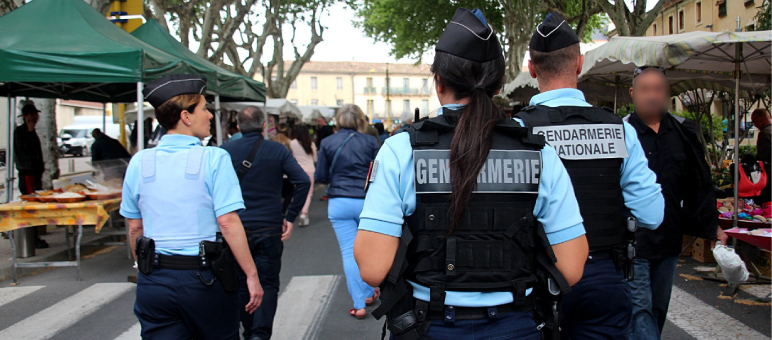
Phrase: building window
[
  {"left": 695, "top": 2, "right": 702, "bottom": 24},
  {"left": 403, "top": 78, "right": 409, "bottom": 92},
  {"left": 366, "top": 77, "right": 373, "bottom": 94},
  {"left": 367, "top": 100, "right": 374, "bottom": 115},
  {"left": 336, "top": 99, "right": 344, "bottom": 106},
  {"left": 311, "top": 77, "right": 317, "bottom": 90},
  {"left": 652, "top": 24, "right": 657, "bottom": 36},
  {"left": 668, "top": 15, "right": 674, "bottom": 34},
  {"left": 746, "top": 0, "right": 755, "bottom": 7},
  {"left": 678, "top": 10, "right": 684, "bottom": 31},
  {"left": 336, "top": 77, "right": 343, "bottom": 90},
  {"left": 310, "top": 99, "right": 318, "bottom": 106},
  {"left": 718, "top": 1, "right": 727, "bottom": 17},
  {"left": 290, "top": 80, "right": 297, "bottom": 89},
  {"left": 671, "top": 98, "right": 677, "bottom": 112},
  {"left": 403, "top": 99, "right": 410, "bottom": 113},
  {"left": 421, "top": 78, "right": 429, "bottom": 93},
  {"left": 422, "top": 99, "right": 429, "bottom": 115}
]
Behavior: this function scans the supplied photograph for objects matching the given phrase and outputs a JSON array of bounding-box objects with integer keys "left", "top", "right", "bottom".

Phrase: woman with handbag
[{"left": 315, "top": 104, "right": 380, "bottom": 318}]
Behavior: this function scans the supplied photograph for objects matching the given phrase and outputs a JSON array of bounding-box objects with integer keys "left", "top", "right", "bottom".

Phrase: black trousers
[
  {"left": 238, "top": 234, "right": 283, "bottom": 340},
  {"left": 135, "top": 266, "right": 239, "bottom": 340}
]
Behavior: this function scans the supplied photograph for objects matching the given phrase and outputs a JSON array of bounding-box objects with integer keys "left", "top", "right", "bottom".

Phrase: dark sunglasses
[{"left": 633, "top": 66, "right": 666, "bottom": 78}]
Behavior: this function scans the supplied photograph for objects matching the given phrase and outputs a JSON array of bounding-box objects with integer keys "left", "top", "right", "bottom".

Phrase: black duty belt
[
  {"left": 588, "top": 250, "right": 616, "bottom": 261},
  {"left": 156, "top": 254, "right": 201, "bottom": 270},
  {"left": 424, "top": 298, "right": 534, "bottom": 321}
]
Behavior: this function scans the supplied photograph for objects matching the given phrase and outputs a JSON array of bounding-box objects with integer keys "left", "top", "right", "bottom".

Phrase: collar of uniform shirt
[
  {"left": 437, "top": 103, "right": 466, "bottom": 116},
  {"left": 529, "top": 88, "right": 589, "bottom": 107},
  {"left": 157, "top": 134, "right": 202, "bottom": 147}
]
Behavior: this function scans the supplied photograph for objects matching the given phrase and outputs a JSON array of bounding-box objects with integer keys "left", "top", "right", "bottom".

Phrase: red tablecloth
[
  {"left": 723, "top": 228, "right": 772, "bottom": 251},
  {"left": 718, "top": 217, "right": 772, "bottom": 230}
]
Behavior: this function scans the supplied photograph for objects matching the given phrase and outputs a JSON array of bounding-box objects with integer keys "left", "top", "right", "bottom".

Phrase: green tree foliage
[
  {"left": 755, "top": 0, "right": 771, "bottom": 31},
  {"left": 355, "top": 0, "right": 606, "bottom": 81}
]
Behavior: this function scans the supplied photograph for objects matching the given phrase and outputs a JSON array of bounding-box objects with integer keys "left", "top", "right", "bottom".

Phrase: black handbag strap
[{"left": 237, "top": 138, "right": 264, "bottom": 181}]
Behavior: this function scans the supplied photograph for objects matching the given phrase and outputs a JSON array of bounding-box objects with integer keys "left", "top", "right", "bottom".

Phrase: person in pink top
[{"left": 289, "top": 124, "right": 317, "bottom": 226}]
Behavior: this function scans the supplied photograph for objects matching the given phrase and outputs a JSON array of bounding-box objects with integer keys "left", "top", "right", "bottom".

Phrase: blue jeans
[
  {"left": 328, "top": 197, "right": 375, "bottom": 310},
  {"left": 238, "top": 235, "right": 283, "bottom": 340},
  {"left": 560, "top": 258, "right": 631, "bottom": 340},
  {"left": 390, "top": 310, "right": 540, "bottom": 340},
  {"left": 135, "top": 267, "right": 239, "bottom": 340},
  {"left": 627, "top": 256, "right": 679, "bottom": 340}
]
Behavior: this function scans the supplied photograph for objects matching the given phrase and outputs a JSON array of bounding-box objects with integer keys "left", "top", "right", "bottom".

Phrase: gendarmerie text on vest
[
  {"left": 533, "top": 124, "right": 629, "bottom": 160},
  {"left": 414, "top": 150, "right": 542, "bottom": 193}
]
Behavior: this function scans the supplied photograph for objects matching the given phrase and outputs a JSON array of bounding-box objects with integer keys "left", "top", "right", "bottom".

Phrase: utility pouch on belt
[
  {"left": 135, "top": 236, "right": 155, "bottom": 275},
  {"left": 201, "top": 233, "right": 239, "bottom": 293}
]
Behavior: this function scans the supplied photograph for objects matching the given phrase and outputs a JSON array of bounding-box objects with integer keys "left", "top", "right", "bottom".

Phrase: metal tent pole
[
  {"left": 137, "top": 82, "right": 144, "bottom": 152},
  {"left": 102, "top": 102, "right": 107, "bottom": 132},
  {"left": 613, "top": 75, "right": 620, "bottom": 113},
  {"left": 732, "top": 43, "right": 742, "bottom": 229},
  {"left": 5, "top": 97, "right": 15, "bottom": 203},
  {"left": 215, "top": 95, "right": 222, "bottom": 145}
]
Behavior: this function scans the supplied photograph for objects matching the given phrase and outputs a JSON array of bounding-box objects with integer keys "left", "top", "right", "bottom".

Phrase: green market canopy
[
  {"left": 130, "top": 19, "right": 265, "bottom": 102},
  {"left": 0, "top": 0, "right": 209, "bottom": 102}
]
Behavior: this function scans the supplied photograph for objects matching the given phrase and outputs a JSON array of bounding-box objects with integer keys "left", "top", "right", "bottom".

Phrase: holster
[
  {"left": 135, "top": 236, "right": 155, "bottom": 275},
  {"left": 201, "top": 233, "right": 239, "bottom": 293}
]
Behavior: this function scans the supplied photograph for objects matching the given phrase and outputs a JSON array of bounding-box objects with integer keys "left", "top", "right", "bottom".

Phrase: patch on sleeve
[{"left": 364, "top": 160, "right": 378, "bottom": 192}]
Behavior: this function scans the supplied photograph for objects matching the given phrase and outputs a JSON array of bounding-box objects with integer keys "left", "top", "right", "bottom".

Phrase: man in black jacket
[
  {"left": 90, "top": 129, "right": 130, "bottom": 162},
  {"left": 14, "top": 103, "right": 48, "bottom": 248},
  {"left": 626, "top": 67, "right": 726, "bottom": 340},
  {"left": 221, "top": 105, "right": 310, "bottom": 340}
]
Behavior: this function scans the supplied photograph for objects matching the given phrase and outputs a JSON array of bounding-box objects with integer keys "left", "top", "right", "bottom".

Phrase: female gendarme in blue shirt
[
  {"left": 352, "top": 8, "right": 590, "bottom": 340},
  {"left": 120, "top": 75, "right": 263, "bottom": 339}
]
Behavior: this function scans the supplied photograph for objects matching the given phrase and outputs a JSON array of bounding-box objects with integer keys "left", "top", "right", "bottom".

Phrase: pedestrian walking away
[
  {"left": 515, "top": 12, "right": 665, "bottom": 340},
  {"left": 222, "top": 105, "right": 310, "bottom": 340},
  {"left": 315, "top": 104, "right": 380, "bottom": 319},
  {"left": 354, "top": 8, "right": 590, "bottom": 340},
  {"left": 624, "top": 67, "right": 724, "bottom": 340},
  {"left": 121, "top": 74, "right": 264, "bottom": 340},
  {"left": 289, "top": 124, "right": 318, "bottom": 227}
]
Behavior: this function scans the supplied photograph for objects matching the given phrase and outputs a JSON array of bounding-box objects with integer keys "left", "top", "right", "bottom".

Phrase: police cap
[
  {"left": 435, "top": 8, "right": 502, "bottom": 62},
  {"left": 529, "top": 12, "right": 580, "bottom": 53},
  {"left": 143, "top": 74, "right": 207, "bottom": 109}
]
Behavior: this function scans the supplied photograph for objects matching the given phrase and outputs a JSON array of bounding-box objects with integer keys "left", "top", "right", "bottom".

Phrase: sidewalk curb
[{"left": 0, "top": 234, "right": 117, "bottom": 282}]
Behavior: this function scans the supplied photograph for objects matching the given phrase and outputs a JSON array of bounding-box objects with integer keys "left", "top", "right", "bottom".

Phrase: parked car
[{"left": 58, "top": 123, "right": 127, "bottom": 157}]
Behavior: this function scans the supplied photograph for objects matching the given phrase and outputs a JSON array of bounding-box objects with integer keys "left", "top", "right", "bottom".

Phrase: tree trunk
[{"left": 33, "top": 98, "right": 59, "bottom": 190}]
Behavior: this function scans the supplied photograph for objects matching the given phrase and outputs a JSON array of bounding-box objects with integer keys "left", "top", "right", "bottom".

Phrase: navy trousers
[
  {"left": 390, "top": 310, "right": 540, "bottom": 340},
  {"left": 238, "top": 235, "right": 283, "bottom": 340},
  {"left": 134, "top": 267, "right": 239, "bottom": 340},
  {"left": 560, "top": 258, "right": 631, "bottom": 340}
]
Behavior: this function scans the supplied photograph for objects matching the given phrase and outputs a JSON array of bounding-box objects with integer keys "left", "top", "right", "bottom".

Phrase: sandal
[
  {"left": 349, "top": 308, "right": 366, "bottom": 319},
  {"left": 365, "top": 288, "right": 380, "bottom": 306}
]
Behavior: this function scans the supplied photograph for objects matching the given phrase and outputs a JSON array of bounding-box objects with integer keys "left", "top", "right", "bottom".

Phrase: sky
[{"left": 274, "top": 2, "right": 431, "bottom": 64}]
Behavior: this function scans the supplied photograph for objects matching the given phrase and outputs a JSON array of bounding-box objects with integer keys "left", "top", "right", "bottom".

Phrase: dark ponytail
[{"left": 430, "top": 52, "right": 506, "bottom": 234}]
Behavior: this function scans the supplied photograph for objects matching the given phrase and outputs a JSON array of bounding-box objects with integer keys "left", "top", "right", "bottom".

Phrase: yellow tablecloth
[{"left": 0, "top": 198, "right": 121, "bottom": 233}]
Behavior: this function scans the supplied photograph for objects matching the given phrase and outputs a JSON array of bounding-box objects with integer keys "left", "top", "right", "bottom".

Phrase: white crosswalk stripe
[
  {"left": 667, "top": 286, "right": 768, "bottom": 340},
  {"left": 113, "top": 322, "right": 141, "bottom": 340},
  {"left": 0, "top": 282, "right": 135, "bottom": 340},
  {"left": 272, "top": 275, "right": 341, "bottom": 340},
  {"left": 0, "top": 286, "right": 44, "bottom": 307}
]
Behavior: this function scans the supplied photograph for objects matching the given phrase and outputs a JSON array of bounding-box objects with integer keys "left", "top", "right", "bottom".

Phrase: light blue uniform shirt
[
  {"left": 526, "top": 88, "right": 664, "bottom": 229},
  {"left": 120, "top": 134, "right": 245, "bottom": 255},
  {"left": 359, "top": 104, "right": 586, "bottom": 307}
]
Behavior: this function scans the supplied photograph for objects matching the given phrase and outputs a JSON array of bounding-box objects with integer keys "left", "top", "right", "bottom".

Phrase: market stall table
[{"left": 0, "top": 198, "right": 121, "bottom": 283}]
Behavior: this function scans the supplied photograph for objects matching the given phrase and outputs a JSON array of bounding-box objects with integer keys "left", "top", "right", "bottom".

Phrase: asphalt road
[{"left": 0, "top": 186, "right": 768, "bottom": 340}]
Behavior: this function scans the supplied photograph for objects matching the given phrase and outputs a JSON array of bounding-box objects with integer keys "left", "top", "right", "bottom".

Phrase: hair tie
[{"left": 472, "top": 85, "right": 486, "bottom": 92}]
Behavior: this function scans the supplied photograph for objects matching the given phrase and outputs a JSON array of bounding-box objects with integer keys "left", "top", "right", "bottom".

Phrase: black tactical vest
[
  {"left": 516, "top": 105, "right": 627, "bottom": 251},
  {"left": 403, "top": 110, "right": 547, "bottom": 297}
]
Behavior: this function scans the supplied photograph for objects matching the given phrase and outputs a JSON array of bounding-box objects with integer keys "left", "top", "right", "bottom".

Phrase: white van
[{"left": 58, "top": 123, "right": 126, "bottom": 157}]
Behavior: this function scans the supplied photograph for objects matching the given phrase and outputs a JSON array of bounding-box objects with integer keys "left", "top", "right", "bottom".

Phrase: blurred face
[
  {"left": 629, "top": 70, "right": 670, "bottom": 120},
  {"left": 317, "top": 117, "right": 326, "bottom": 126},
  {"left": 183, "top": 95, "right": 213, "bottom": 139},
  {"left": 23, "top": 112, "right": 39, "bottom": 127}
]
